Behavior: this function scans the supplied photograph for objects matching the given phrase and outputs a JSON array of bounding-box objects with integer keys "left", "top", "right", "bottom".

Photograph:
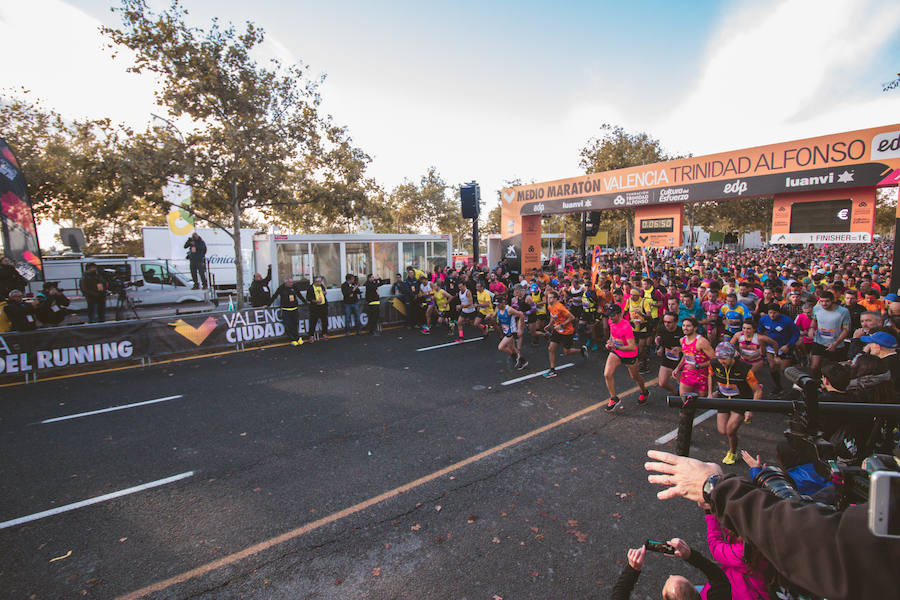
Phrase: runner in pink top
[
  {"left": 603, "top": 304, "right": 649, "bottom": 412},
  {"left": 674, "top": 317, "right": 715, "bottom": 395}
]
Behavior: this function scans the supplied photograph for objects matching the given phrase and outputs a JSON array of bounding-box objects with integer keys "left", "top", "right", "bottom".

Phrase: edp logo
[
  {"left": 723, "top": 179, "right": 748, "bottom": 195},
  {"left": 871, "top": 131, "right": 900, "bottom": 160}
]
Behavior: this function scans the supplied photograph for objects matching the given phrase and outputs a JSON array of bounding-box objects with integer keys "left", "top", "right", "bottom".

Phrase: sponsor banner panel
[
  {"left": 515, "top": 162, "right": 891, "bottom": 216},
  {"left": 520, "top": 215, "right": 542, "bottom": 275},
  {"left": 0, "top": 301, "right": 405, "bottom": 381},
  {"left": 0, "top": 321, "right": 151, "bottom": 380},
  {"left": 0, "top": 138, "right": 44, "bottom": 283},
  {"left": 770, "top": 187, "right": 875, "bottom": 245},
  {"left": 633, "top": 204, "right": 684, "bottom": 248}
]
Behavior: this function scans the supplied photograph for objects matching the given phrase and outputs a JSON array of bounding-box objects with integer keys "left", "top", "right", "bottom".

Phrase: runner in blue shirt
[
  {"left": 719, "top": 293, "right": 753, "bottom": 337},
  {"left": 758, "top": 303, "right": 800, "bottom": 394}
]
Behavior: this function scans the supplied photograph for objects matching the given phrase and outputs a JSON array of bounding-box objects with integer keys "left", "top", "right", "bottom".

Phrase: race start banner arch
[{"left": 501, "top": 124, "right": 900, "bottom": 274}]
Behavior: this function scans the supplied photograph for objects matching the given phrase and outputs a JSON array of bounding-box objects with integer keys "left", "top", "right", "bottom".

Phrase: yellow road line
[{"left": 117, "top": 380, "right": 655, "bottom": 600}]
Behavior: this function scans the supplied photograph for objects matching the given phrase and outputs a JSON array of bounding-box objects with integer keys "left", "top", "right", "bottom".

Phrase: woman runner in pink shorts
[{"left": 673, "top": 317, "right": 715, "bottom": 395}]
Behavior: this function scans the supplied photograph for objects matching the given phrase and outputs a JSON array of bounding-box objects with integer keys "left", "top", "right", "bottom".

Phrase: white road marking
[
  {"left": 501, "top": 363, "right": 575, "bottom": 386},
  {"left": 654, "top": 409, "right": 717, "bottom": 445},
  {"left": 416, "top": 338, "right": 483, "bottom": 352},
  {"left": 39, "top": 395, "right": 184, "bottom": 424},
  {"left": 0, "top": 471, "right": 195, "bottom": 530}
]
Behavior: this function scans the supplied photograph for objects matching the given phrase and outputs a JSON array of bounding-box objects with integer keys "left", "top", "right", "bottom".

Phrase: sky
[{"left": 2, "top": 0, "right": 900, "bottom": 231}]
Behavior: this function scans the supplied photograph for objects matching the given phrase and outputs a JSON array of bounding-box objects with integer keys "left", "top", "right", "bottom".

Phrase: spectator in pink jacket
[{"left": 702, "top": 512, "right": 771, "bottom": 600}]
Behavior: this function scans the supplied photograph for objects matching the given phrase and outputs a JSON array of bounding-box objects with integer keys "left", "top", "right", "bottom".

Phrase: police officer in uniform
[{"left": 267, "top": 277, "right": 306, "bottom": 346}]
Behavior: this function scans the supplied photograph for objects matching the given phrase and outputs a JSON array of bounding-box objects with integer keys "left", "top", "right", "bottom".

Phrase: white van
[{"left": 29, "top": 256, "right": 208, "bottom": 311}]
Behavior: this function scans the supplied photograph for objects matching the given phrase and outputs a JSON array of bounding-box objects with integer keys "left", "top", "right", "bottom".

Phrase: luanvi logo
[
  {"left": 169, "top": 316, "right": 218, "bottom": 346},
  {"left": 503, "top": 190, "right": 516, "bottom": 204},
  {"left": 871, "top": 131, "right": 900, "bottom": 161},
  {"left": 639, "top": 236, "right": 649, "bottom": 244}
]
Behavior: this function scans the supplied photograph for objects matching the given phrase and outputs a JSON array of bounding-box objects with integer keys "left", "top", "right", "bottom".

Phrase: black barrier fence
[
  {"left": 0, "top": 299, "right": 405, "bottom": 383},
  {"left": 664, "top": 395, "right": 900, "bottom": 457}
]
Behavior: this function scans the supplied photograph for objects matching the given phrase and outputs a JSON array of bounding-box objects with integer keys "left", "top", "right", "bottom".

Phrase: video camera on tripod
[{"left": 100, "top": 265, "right": 144, "bottom": 320}]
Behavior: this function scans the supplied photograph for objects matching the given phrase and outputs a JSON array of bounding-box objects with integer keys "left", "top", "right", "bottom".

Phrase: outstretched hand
[
  {"left": 645, "top": 450, "right": 722, "bottom": 504},
  {"left": 741, "top": 450, "right": 762, "bottom": 469}
]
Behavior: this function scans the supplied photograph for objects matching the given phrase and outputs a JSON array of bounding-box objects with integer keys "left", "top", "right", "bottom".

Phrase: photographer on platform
[
  {"left": 2, "top": 290, "right": 38, "bottom": 331},
  {"left": 612, "top": 538, "right": 731, "bottom": 600},
  {"left": 34, "top": 281, "right": 70, "bottom": 326},
  {"left": 645, "top": 449, "right": 900, "bottom": 600},
  {"left": 0, "top": 255, "right": 27, "bottom": 300},
  {"left": 79, "top": 262, "right": 108, "bottom": 323},
  {"left": 184, "top": 232, "right": 208, "bottom": 290}
]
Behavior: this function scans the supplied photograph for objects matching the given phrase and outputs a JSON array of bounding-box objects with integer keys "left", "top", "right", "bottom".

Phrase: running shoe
[
  {"left": 290, "top": 340, "right": 300, "bottom": 346},
  {"left": 590, "top": 342, "right": 599, "bottom": 352},
  {"left": 639, "top": 361, "right": 651, "bottom": 375},
  {"left": 422, "top": 327, "right": 431, "bottom": 334},
  {"left": 722, "top": 451, "right": 737, "bottom": 465},
  {"left": 515, "top": 358, "right": 529, "bottom": 371},
  {"left": 605, "top": 396, "right": 621, "bottom": 412},
  {"left": 637, "top": 391, "right": 649, "bottom": 406},
  {"left": 321, "top": 334, "right": 330, "bottom": 340},
  {"left": 581, "top": 344, "right": 590, "bottom": 359},
  {"left": 542, "top": 368, "right": 558, "bottom": 378}
]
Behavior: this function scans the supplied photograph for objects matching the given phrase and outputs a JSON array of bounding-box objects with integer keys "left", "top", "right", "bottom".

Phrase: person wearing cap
[
  {"left": 2, "top": 289, "right": 38, "bottom": 331},
  {"left": 860, "top": 330, "right": 899, "bottom": 394},
  {"left": 34, "top": 281, "right": 71, "bottom": 326},
  {"left": 709, "top": 341, "right": 763, "bottom": 465},
  {"left": 603, "top": 303, "right": 650, "bottom": 409}
]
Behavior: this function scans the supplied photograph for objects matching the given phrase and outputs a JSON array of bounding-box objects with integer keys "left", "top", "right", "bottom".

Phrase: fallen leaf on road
[
  {"left": 467, "top": 514, "right": 478, "bottom": 523},
  {"left": 500, "top": 512, "right": 507, "bottom": 517},
  {"left": 240, "top": 432, "right": 247, "bottom": 437},
  {"left": 611, "top": 513, "right": 621, "bottom": 519},
  {"left": 529, "top": 571, "right": 539, "bottom": 577},
  {"left": 385, "top": 543, "right": 390, "bottom": 549},
  {"left": 435, "top": 505, "right": 442, "bottom": 512},
  {"left": 529, "top": 527, "right": 539, "bottom": 533},
  {"left": 567, "top": 519, "right": 579, "bottom": 527},
  {"left": 535, "top": 534, "right": 544, "bottom": 540},
  {"left": 492, "top": 595, "right": 503, "bottom": 600},
  {"left": 417, "top": 429, "right": 425, "bottom": 433},
  {"left": 118, "top": 537, "right": 127, "bottom": 543},
  {"left": 49, "top": 551, "right": 72, "bottom": 562},
  {"left": 411, "top": 524, "right": 421, "bottom": 531},
  {"left": 575, "top": 532, "right": 588, "bottom": 543},
  {"left": 372, "top": 567, "right": 381, "bottom": 577},
  {"left": 571, "top": 467, "right": 578, "bottom": 472},
  {"left": 492, "top": 537, "right": 500, "bottom": 544},
  {"left": 456, "top": 436, "right": 465, "bottom": 440},
  {"left": 253, "top": 487, "right": 262, "bottom": 492},
  {"left": 333, "top": 579, "right": 342, "bottom": 585}
]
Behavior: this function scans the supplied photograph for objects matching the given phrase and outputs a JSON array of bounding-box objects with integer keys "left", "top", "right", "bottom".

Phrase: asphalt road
[{"left": 0, "top": 325, "right": 787, "bottom": 599}]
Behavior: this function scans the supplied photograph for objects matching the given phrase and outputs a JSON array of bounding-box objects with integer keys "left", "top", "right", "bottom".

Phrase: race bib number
[
  {"left": 190, "top": 247, "right": 196, "bottom": 253},
  {"left": 26, "top": 315, "right": 34, "bottom": 322},
  {"left": 612, "top": 337, "right": 624, "bottom": 348},
  {"left": 96, "top": 283, "right": 103, "bottom": 291},
  {"left": 288, "top": 294, "right": 294, "bottom": 302},
  {"left": 50, "top": 305, "right": 60, "bottom": 312},
  {"left": 819, "top": 327, "right": 836, "bottom": 340},
  {"left": 685, "top": 354, "right": 697, "bottom": 366},
  {"left": 717, "top": 382, "right": 739, "bottom": 397},
  {"left": 664, "top": 348, "right": 680, "bottom": 361}
]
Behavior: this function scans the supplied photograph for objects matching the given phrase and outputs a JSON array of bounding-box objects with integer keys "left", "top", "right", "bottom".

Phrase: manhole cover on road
[{"left": 471, "top": 385, "right": 486, "bottom": 391}]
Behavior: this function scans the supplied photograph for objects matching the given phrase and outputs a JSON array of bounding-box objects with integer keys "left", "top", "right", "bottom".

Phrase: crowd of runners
[{"left": 396, "top": 241, "right": 899, "bottom": 465}]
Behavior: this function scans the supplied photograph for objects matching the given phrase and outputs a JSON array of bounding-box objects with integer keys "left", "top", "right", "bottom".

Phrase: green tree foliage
[
  {"left": 688, "top": 196, "right": 775, "bottom": 240},
  {"left": 388, "top": 167, "right": 467, "bottom": 239},
  {"left": 578, "top": 124, "right": 672, "bottom": 247},
  {"left": 0, "top": 92, "right": 164, "bottom": 252},
  {"left": 875, "top": 188, "right": 898, "bottom": 235},
  {"left": 103, "top": 0, "right": 372, "bottom": 306}
]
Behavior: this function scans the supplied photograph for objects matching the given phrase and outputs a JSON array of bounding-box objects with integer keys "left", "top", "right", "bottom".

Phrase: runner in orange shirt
[{"left": 542, "top": 289, "right": 587, "bottom": 378}]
